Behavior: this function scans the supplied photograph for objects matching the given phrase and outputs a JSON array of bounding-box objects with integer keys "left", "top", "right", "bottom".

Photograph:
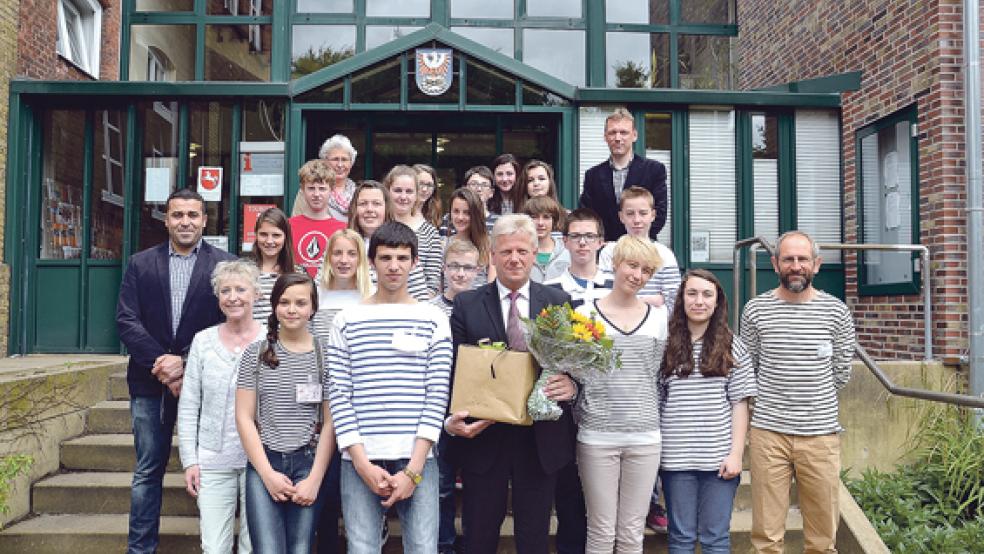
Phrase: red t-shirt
[{"left": 288, "top": 215, "right": 347, "bottom": 277}]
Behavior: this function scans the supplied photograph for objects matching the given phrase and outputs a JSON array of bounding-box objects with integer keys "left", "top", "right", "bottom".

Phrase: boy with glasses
[
  {"left": 544, "top": 208, "right": 612, "bottom": 309},
  {"left": 427, "top": 238, "right": 481, "bottom": 553}
]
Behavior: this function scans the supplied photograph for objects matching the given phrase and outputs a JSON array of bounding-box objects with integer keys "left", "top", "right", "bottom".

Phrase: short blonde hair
[
  {"left": 612, "top": 235, "right": 662, "bottom": 274},
  {"left": 619, "top": 186, "right": 654, "bottom": 210},
  {"left": 445, "top": 237, "right": 480, "bottom": 259},
  {"left": 211, "top": 259, "right": 262, "bottom": 297},
  {"left": 298, "top": 159, "right": 335, "bottom": 185},
  {"left": 491, "top": 214, "right": 537, "bottom": 251},
  {"left": 605, "top": 107, "right": 635, "bottom": 129}
]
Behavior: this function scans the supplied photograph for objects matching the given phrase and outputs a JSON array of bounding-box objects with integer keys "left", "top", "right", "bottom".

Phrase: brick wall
[
  {"left": 735, "top": 0, "right": 969, "bottom": 361},
  {"left": 0, "top": 0, "right": 17, "bottom": 355},
  {"left": 16, "top": 0, "right": 120, "bottom": 80}
]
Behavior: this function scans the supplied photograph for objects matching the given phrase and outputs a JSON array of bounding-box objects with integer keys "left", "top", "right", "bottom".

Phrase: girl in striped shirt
[
  {"left": 575, "top": 235, "right": 668, "bottom": 553},
  {"left": 658, "top": 269, "right": 756, "bottom": 554},
  {"left": 386, "top": 165, "right": 443, "bottom": 300},
  {"left": 248, "top": 207, "right": 301, "bottom": 322},
  {"left": 235, "top": 273, "right": 335, "bottom": 553}
]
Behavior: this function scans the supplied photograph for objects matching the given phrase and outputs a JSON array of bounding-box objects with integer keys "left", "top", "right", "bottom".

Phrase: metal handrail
[
  {"left": 731, "top": 237, "right": 984, "bottom": 409},
  {"left": 855, "top": 344, "right": 984, "bottom": 409},
  {"left": 732, "top": 237, "right": 933, "bottom": 360}
]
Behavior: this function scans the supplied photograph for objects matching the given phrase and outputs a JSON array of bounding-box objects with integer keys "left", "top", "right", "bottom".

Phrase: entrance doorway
[{"left": 302, "top": 111, "right": 559, "bottom": 211}]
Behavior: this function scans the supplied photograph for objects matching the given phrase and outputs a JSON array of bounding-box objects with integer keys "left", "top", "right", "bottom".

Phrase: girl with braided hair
[{"left": 235, "top": 272, "right": 335, "bottom": 553}]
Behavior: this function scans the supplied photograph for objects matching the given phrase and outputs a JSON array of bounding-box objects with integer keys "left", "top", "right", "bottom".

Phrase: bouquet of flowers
[{"left": 523, "top": 303, "right": 620, "bottom": 421}]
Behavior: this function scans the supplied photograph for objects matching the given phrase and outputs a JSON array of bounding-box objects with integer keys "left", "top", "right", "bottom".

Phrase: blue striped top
[{"left": 327, "top": 302, "right": 453, "bottom": 460}]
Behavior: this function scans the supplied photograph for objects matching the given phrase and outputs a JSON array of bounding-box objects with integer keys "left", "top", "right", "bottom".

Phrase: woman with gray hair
[
  {"left": 294, "top": 134, "right": 359, "bottom": 222},
  {"left": 177, "top": 259, "right": 266, "bottom": 553}
]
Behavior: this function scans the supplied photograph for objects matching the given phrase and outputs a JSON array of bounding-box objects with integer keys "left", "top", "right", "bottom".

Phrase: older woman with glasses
[
  {"left": 293, "top": 134, "right": 359, "bottom": 223},
  {"left": 178, "top": 259, "right": 266, "bottom": 553}
]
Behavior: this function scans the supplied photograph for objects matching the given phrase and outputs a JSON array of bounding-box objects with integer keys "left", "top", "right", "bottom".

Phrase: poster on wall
[
  {"left": 242, "top": 203, "right": 277, "bottom": 252},
  {"left": 198, "top": 166, "right": 223, "bottom": 202},
  {"left": 240, "top": 150, "right": 284, "bottom": 196},
  {"left": 145, "top": 167, "right": 171, "bottom": 203},
  {"left": 203, "top": 235, "right": 229, "bottom": 252},
  {"left": 691, "top": 230, "right": 710, "bottom": 263}
]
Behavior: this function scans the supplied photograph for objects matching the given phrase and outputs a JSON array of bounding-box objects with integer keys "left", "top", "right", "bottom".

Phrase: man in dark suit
[
  {"left": 447, "top": 214, "right": 578, "bottom": 554},
  {"left": 116, "top": 187, "right": 235, "bottom": 553},
  {"left": 579, "top": 108, "right": 667, "bottom": 242}
]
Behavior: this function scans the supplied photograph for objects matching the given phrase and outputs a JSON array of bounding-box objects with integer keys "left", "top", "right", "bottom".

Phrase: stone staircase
[{"left": 0, "top": 372, "right": 805, "bottom": 553}]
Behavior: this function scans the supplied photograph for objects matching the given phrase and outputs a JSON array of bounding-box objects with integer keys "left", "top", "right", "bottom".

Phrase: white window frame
[{"left": 56, "top": 0, "right": 102, "bottom": 78}]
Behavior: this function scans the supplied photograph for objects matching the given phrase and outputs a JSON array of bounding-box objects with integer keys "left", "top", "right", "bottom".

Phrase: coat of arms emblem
[{"left": 415, "top": 48, "right": 453, "bottom": 96}]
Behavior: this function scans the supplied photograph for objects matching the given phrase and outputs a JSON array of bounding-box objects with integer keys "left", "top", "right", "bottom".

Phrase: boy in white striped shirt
[
  {"left": 740, "top": 230, "right": 855, "bottom": 554},
  {"left": 328, "top": 221, "right": 452, "bottom": 553}
]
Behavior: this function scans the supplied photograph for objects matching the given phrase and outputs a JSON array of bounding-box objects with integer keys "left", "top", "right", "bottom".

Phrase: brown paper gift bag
[{"left": 450, "top": 344, "right": 537, "bottom": 426}]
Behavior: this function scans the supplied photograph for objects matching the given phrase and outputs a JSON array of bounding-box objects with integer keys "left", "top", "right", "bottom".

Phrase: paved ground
[{"left": 0, "top": 355, "right": 127, "bottom": 382}]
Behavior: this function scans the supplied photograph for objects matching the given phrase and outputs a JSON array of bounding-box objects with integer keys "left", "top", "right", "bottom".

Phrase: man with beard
[{"left": 739, "top": 231, "right": 856, "bottom": 554}]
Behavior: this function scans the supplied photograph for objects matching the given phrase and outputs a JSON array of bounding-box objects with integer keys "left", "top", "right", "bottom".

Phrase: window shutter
[
  {"left": 795, "top": 110, "right": 842, "bottom": 262},
  {"left": 753, "top": 158, "right": 779, "bottom": 242},
  {"left": 689, "top": 109, "right": 736, "bottom": 263},
  {"left": 646, "top": 149, "right": 671, "bottom": 246},
  {"left": 578, "top": 107, "right": 615, "bottom": 197}
]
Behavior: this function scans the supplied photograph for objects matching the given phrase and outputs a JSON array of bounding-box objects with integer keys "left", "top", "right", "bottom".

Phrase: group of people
[{"left": 117, "top": 109, "right": 856, "bottom": 554}]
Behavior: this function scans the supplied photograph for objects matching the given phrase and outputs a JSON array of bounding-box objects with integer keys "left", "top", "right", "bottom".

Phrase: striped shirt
[
  {"left": 328, "top": 303, "right": 452, "bottom": 461},
  {"left": 740, "top": 290, "right": 855, "bottom": 436},
  {"left": 236, "top": 338, "right": 330, "bottom": 453},
  {"left": 411, "top": 219, "right": 443, "bottom": 297},
  {"left": 168, "top": 240, "right": 200, "bottom": 334},
  {"left": 311, "top": 287, "right": 362, "bottom": 339},
  {"left": 599, "top": 240, "right": 682, "bottom": 313},
  {"left": 575, "top": 301, "right": 668, "bottom": 445},
  {"left": 252, "top": 272, "right": 278, "bottom": 323},
  {"left": 427, "top": 294, "right": 455, "bottom": 318},
  {"left": 659, "top": 337, "right": 757, "bottom": 471}
]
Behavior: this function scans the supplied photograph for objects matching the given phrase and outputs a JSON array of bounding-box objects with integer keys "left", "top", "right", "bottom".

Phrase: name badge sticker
[
  {"left": 296, "top": 383, "right": 322, "bottom": 404},
  {"left": 816, "top": 341, "right": 833, "bottom": 359},
  {"left": 392, "top": 331, "right": 427, "bottom": 353}
]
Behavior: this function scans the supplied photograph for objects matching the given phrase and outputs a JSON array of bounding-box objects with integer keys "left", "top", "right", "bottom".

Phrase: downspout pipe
[{"left": 963, "top": 0, "right": 984, "bottom": 408}]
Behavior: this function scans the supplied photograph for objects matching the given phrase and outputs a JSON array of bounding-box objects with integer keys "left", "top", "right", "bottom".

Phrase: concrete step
[
  {"left": 109, "top": 372, "right": 129, "bottom": 401},
  {"left": 87, "top": 400, "right": 133, "bottom": 434},
  {"left": 0, "top": 510, "right": 802, "bottom": 554},
  {"left": 32, "top": 472, "right": 196, "bottom": 517},
  {"left": 0, "top": 514, "right": 200, "bottom": 553},
  {"left": 61, "top": 434, "right": 181, "bottom": 472}
]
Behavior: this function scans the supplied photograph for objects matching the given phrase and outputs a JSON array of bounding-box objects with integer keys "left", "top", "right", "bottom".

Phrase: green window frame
[
  {"left": 855, "top": 105, "right": 921, "bottom": 296},
  {"left": 122, "top": 0, "right": 284, "bottom": 81}
]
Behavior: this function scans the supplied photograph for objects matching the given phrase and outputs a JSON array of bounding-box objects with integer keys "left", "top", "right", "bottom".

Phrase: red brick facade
[
  {"left": 735, "top": 0, "right": 972, "bottom": 361},
  {"left": 16, "top": 0, "right": 120, "bottom": 81}
]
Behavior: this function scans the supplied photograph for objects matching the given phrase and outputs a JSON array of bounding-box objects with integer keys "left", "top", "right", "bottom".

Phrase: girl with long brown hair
[
  {"left": 658, "top": 269, "right": 757, "bottom": 553},
  {"left": 249, "top": 207, "right": 300, "bottom": 322},
  {"left": 413, "top": 163, "right": 443, "bottom": 229},
  {"left": 235, "top": 272, "right": 335, "bottom": 553},
  {"left": 445, "top": 187, "right": 495, "bottom": 288},
  {"left": 515, "top": 159, "right": 561, "bottom": 214}
]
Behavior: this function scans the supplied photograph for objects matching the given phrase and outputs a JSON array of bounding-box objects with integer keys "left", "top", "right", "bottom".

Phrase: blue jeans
[
  {"left": 245, "top": 445, "right": 327, "bottom": 554},
  {"left": 340, "top": 458, "right": 439, "bottom": 554},
  {"left": 128, "top": 394, "right": 177, "bottom": 554},
  {"left": 660, "top": 470, "right": 740, "bottom": 554},
  {"left": 434, "top": 435, "right": 459, "bottom": 552}
]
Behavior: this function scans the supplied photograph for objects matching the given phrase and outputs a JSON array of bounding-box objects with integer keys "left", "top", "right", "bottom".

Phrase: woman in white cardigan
[{"left": 178, "top": 259, "right": 266, "bottom": 553}]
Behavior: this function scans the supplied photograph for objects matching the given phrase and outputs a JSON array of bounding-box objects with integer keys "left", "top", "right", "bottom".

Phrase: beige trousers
[
  {"left": 749, "top": 427, "right": 841, "bottom": 554},
  {"left": 576, "top": 441, "right": 661, "bottom": 554}
]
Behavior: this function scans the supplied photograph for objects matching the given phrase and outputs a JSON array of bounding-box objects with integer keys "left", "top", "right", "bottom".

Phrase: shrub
[
  {"left": 0, "top": 454, "right": 32, "bottom": 525},
  {"left": 847, "top": 404, "right": 984, "bottom": 552}
]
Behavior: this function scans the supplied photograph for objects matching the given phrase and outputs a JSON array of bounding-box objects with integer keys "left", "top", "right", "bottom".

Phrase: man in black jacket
[
  {"left": 447, "top": 214, "right": 577, "bottom": 554},
  {"left": 579, "top": 108, "right": 667, "bottom": 242},
  {"left": 116, "top": 188, "right": 235, "bottom": 553}
]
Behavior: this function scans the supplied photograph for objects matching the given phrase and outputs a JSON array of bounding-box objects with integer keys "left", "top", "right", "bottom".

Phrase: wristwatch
[{"left": 403, "top": 467, "right": 423, "bottom": 485}]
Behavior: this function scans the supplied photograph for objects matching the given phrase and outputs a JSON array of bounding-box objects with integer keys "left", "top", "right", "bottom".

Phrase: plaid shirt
[
  {"left": 168, "top": 240, "right": 201, "bottom": 335},
  {"left": 609, "top": 155, "right": 633, "bottom": 203}
]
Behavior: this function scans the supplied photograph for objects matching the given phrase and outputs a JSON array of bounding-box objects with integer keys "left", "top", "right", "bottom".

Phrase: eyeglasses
[
  {"left": 566, "top": 233, "right": 601, "bottom": 243},
  {"left": 467, "top": 181, "right": 491, "bottom": 190},
  {"left": 326, "top": 156, "right": 351, "bottom": 164},
  {"left": 446, "top": 263, "right": 479, "bottom": 273}
]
